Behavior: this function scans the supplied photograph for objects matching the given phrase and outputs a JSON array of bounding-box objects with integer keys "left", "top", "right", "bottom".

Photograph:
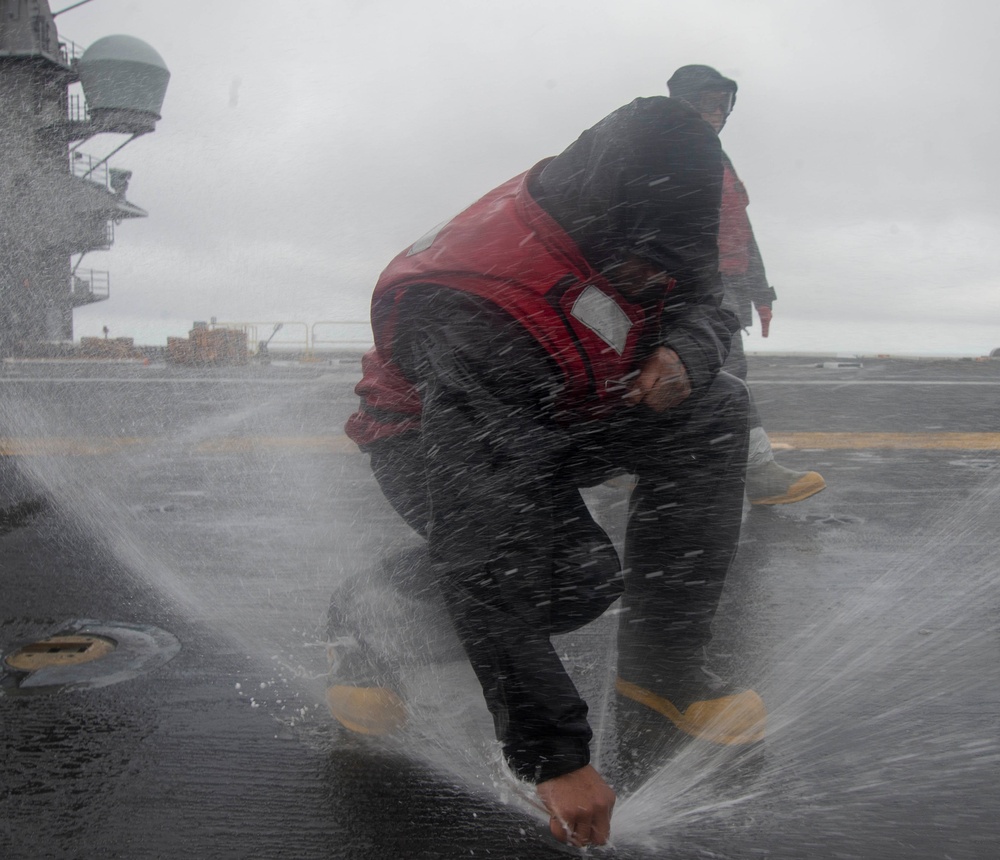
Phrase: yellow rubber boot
[
  {"left": 616, "top": 677, "right": 766, "bottom": 745},
  {"left": 325, "top": 640, "right": 407, "bottom": 736},
  {"left": 326, "top": 685, "right": 407, "bottom": 735},
  {"left": 746, "top": 460, "right": 826, "bottom": 505}
]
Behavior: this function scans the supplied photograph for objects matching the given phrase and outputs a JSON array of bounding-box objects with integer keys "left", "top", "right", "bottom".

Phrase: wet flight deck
[{"left": 2, "top": 353, "right": 998, "bottom": 859}]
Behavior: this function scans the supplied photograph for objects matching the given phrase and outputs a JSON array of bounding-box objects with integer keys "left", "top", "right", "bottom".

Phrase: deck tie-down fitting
[{"left": 1, "top": 620, "right": 180, "bottom": 692}]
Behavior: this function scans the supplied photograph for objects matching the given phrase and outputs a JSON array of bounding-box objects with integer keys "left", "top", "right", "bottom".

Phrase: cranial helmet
[{"left": 667, "top": 64, "right": 738, "bottom": 106}]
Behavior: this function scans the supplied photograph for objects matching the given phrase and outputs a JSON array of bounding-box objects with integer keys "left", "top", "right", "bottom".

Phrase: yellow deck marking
[
  {"left": 193, "top": 436, "right": 360, "bottom": 454},
  {"left": 3, "top": 433, "right": 999, "bottom": 457},
  {"left": 0, "top": 437, "right": 146, "bottom": 456},
  {"left": 0, "top": 436, "right": 361, "bottom": 456},
  {"left": 769, "top": 432, "right": 1000, "bottom": 450}
]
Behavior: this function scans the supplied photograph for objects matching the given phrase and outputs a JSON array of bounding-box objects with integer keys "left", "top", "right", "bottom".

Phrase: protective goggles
[{"left": 695, "top": 91, "right": 734, "bottom": 117}]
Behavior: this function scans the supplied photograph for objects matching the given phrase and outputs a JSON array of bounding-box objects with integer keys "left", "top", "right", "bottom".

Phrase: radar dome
[{"left": 78, "top": 35, "right": 170, "bottom": 134}]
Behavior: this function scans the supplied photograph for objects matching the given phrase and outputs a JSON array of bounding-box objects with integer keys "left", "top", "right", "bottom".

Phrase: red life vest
[
  {"left": 718, "top": 158, "right": 752, "bottom": 276},
  {"left": 346, "top": 163, "right": 668, "bottom": 448}
]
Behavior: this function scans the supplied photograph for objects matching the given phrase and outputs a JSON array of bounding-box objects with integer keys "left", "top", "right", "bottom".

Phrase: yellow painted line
[
  {"left": 194, "top": 436, "right": 359, "bottom": 454},
  {"left": 770, "top": 432, "right": 1000, "bottom": 450},
  {"left": 0, "top": 437, "right": 146, "bottom": 456},
  {"left": 4, "top": 433, "right": 997, "bottom": 458},
  {"left": 0, "top": 436, "right": 361, "bottom": 456}
]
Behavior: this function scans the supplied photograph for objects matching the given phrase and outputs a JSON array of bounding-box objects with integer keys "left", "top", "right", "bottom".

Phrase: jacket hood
[
  {"left": 667, "top": 65, "right": 738, "bottom": 104},
  {"left": 531, "top": 96, "right": 723, "bottom": 291}
]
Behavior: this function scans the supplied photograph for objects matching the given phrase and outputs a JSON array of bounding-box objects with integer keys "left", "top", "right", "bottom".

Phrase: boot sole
[
  {"left": 749, "top": 472, "right": 827, "bottom": 506},
  {"left": 326, "top": 685, "right": 407, "bottom": 735},
  {"left": 616, "top": 677, "right": 766, "bottom": 745}
]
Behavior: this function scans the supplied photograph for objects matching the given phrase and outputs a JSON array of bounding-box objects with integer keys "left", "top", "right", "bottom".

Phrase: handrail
[
  {"left": 70, "top": 150, "right": 109, "bottom": 189},
  {"left": 311, "top": 321, "right": 373, "bottom": 350},
  {"left": 207, "top": 321, "right": 372, "bottom": 352},
  {"left": 58, "top": 38, "right": 84, "bottom": 65},
  {"left": 67, "top": 92, "right": 89, "bottom": 123},
  {"left": 70, "top": 269, "right": 110, "bottom": 302},
  {"left": 212, "top": 321, "right": 309, "bottom": 353}
]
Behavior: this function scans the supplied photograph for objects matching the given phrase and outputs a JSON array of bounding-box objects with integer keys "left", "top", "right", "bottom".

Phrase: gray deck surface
[{"left": 2, "top": 354, "right": 998, "bottom": 859}]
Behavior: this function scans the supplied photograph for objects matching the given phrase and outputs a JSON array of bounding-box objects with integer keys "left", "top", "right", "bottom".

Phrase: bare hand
[
  {"left": 623, "top": 347, "right": 691, "bottom": 412},
  {"left": 757, "top": 305, "right": 772, "bottom": 338},
  {"left": 536, "top": 764, "right": 616, "bottom": 848}
]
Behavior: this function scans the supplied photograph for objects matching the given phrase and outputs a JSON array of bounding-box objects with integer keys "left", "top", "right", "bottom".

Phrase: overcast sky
[{"left": 62, "top": 0, "right": 1000, "bottom": 356}]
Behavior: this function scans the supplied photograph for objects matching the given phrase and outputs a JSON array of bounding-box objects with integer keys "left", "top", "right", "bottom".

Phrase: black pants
[
  {"left": 366, "top": 371, "right": 749, "bottom": 696},
  {"left": 722, "top": 331, "right": 763, "bottom": 431}
]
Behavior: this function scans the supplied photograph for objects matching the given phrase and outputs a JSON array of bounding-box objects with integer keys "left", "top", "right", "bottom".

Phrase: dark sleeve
[
  {"left": 534, "top": 96, "right": 740, "bottom": 391},
  {"left": 745, "top": 230, "right": 777, "bottom": 309},
  {"left": 659, "top": 272, "right": 741, "bottom": 391},
  {"left": 628, "top": 105, "right": 740, "bottom": 388},
  {"left": 391, "top": 288, "right": 594, "bottom": 783}
]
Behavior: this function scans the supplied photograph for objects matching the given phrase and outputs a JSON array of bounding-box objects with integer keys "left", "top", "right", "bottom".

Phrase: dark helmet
[{"left": 667, "top": 64, "right": 738, "bottom": 107}]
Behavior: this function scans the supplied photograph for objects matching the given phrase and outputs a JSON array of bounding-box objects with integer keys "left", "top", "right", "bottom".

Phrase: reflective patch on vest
[
  {"left": 406, "top": 221, "right": 447, "bottom": 256},
  {"left": 570, "top": 285, "right": 632, "bottom": 355}
]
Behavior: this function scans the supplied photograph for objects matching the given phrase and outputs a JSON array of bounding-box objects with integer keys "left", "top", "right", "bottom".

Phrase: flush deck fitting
[
  {"left": 5, "top": 634, "right": 117, "bottom": 671},
  {"left": 2, "top": 620, "right": 180, "bottom": 693}
]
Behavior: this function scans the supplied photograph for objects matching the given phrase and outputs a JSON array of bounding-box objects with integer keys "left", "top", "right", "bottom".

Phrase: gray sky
[{"left": 64, "top": 0, "right": 1000, "bottom": 355}]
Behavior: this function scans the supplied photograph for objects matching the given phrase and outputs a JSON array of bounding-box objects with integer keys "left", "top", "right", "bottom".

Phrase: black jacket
[
  {"left": 533, "top": 96, "right": 737, "bottom": 390},
  {"left": 367, "top": 96, "right": 741, "bottom": 783}
]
